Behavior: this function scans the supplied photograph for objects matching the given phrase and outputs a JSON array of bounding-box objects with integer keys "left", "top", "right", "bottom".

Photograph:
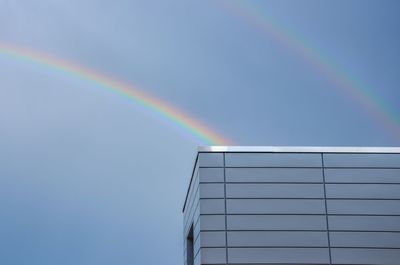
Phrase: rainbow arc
[
  {"left": 221, "top": 0, "right": 400, "bottom": 138},
  {"left": 0, "top": 43, "right": 232, "bottom": 146}
]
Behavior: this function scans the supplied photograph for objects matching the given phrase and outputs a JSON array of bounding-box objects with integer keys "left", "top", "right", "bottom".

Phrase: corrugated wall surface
[{"left": 183, "top": 150, "right": 400, "bottom": 265}]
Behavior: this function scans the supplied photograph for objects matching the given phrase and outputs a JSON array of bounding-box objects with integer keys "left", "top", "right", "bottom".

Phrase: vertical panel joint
[
  {"left": 223, "top": 152, "right": 228, "bottom": 265},
  {"left": 322, "top": 153, "right": 332, "bottom": 265}
]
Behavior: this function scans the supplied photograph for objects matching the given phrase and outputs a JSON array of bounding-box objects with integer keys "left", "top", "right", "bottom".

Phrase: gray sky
[{"left": 0, "top": 1, "right": 399, "bottom": 264}]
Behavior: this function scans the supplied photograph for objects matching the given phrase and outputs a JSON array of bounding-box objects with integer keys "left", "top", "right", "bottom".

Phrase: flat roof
[{"left": 199, "top": 146, "right": 400, "bottom": 153}]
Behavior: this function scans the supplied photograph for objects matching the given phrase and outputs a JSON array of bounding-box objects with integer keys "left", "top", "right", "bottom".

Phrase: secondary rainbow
[
  {"left": 221, "top": 0, "right": 400, "bottom": 137},
  {"left": 0, "top": 43, "right": 232, "bottom": 145}
]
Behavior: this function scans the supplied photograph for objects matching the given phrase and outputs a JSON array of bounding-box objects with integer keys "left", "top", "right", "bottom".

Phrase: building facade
[{"left": 182, "top": 146, "right": 400, "bottom": 265}]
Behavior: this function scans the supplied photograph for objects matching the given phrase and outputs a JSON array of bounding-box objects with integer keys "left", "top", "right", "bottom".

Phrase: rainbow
[
  {"left": 0, "top": 43, "right": 232, "bottom": 145},
  {"left": 221, "top": 1, "right": 400, "bottom": 138}
]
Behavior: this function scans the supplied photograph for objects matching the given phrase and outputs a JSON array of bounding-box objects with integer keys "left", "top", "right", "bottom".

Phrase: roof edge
[{"left": 198, "top": 146, "right": 400, "bottom": 153}]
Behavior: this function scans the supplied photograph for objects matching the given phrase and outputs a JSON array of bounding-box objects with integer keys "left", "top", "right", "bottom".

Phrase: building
[{"left": 182, "top": 146, "right": 400, "bottom": 265}]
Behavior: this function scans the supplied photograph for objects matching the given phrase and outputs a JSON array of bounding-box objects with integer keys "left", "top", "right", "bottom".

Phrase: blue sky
[{"left": 0, "top": 1, "right": 399, "bottom": 264}]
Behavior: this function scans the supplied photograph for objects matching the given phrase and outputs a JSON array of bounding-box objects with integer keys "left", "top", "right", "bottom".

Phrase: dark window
[{"left": 186, "top": 224, "right": 194, "bottom": 265}]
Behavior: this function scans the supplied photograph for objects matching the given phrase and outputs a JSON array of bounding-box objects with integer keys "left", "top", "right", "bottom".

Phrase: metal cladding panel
[
  {"left": 198, "top": 153, "right": 224, "bottom": 167},
  {"left": 183, "top": 169, "right": 199, "bottom": 235},
  {"left": 227, "top": 199, "right": 326, "bottom": 214},
  {"left": 199, "top": 199, "right": 225, "bottom": 214},
  {"left": 329, "top": 216, "right": 400, "bottom": 231},
  {"left": 327, "top": 200, "right": 400, "bottom": 215},
  {"left": 326, "top": 183, "right": 400, "bottom": 199},
  {"left": 200, "top": 232, "right": 226, "bottom": 247},
  {"left": 330, "top": 232, "right": 400, "bottom": 248},
  {"left": 226, "top": 167, "right": 324, "bottom": 182},
  {"left": 199, "top": 215, "right": 225, "bottom": 231},
  {"left": 184, "top": 148, "right": 400, "bottom": 265},
  {"left": 200, "top": 248, "right": 226, "bottom": 264},
  {"left": 194, "top": 255, "right": 201, "bottom": 265},
  {"left": 193, "top": 234, "right": 200, "bottom": 258},
  {"left": 225, "top": 152, "right": 322, "bottom": 167},
  {"left": 325, "top": 168, "right": 400, "bottom": 183},
  {"left": 323, "top": 153, "right": 400, "bottom": 168},
  {"left": 228, "top": 248, "right": 330, "bottom": 264},
  {"left": 227, "top": 231, "right": 329, "bottom": 247},
  {"left": 198, "top": 168, "right": 224, "bottom": 183},
  {"left": 199, "top": 183, "right": 225, "bottom": 198},
  {"left": 331, "top": 249, "right": 400, "bottom": 264},
  {"left": 226, "top": 183, "right": 325, "bottom": 198},
  {"left": 227, "top": 215, "right": 327, "bottom": 230}
]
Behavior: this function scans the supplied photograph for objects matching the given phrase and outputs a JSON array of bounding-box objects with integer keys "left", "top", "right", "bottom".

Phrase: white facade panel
[{"left": 183, "top": 147, "right": 400, "bottom": 265}]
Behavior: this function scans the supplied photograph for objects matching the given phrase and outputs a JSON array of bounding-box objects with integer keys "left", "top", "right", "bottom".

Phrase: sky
[{"left": 0, "top": 0, "right": 399, "bottom": 264}]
